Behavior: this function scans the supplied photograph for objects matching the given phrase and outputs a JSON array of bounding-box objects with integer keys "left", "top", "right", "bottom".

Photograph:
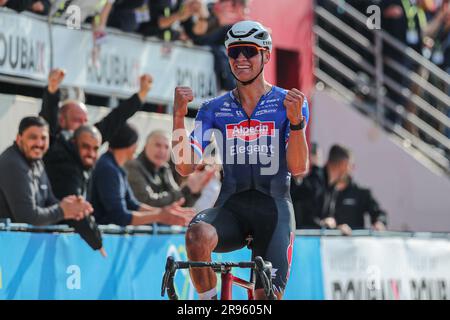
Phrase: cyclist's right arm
[{"left": 172, "top": 87, "right": 201, "bottom": 176}]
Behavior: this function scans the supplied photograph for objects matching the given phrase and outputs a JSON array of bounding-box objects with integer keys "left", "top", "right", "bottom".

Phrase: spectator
[
  {"left": 107, "top": 0, "right": 148, "bottom": 32},
  {"left": 51, "top": 0, "right": 115, "bottom": 44},
  {"left": 317, "top": 145, "right": 387, "bottom": 235},
  {"left": 1, "top": 0, "right": 50, "bottom": 14},
  {"left": 291, "top": 144, "right": 387, "bottom": 233},
  {"left": 138, "top": 0, "right": 209, "bottom": 41},
  {"left": 125, "top": 130, "right": 214, "bottom": 208},
  {"left": 0, "top": 117, "right": 92, "bottom": 225},
  {"left": 417, "top": 1, "right": 450, "bottom": 141},
  {"left": 290, "top": 142, "right": 323, "bottom": 229},
  {"left": 38, "top": 69, "right": 152, "bottom": 252},
  {"left": 89, "top": 122, "right": 196, "bottom": 226},
  {"left": 191, "top": 0, "right": 250, "bottom": 90},
  {"left": 39, "top": 69, "right": 152, "bottom": 199},
  {"left": 381, "top": 0, "right": 425, "bottom": 127}
]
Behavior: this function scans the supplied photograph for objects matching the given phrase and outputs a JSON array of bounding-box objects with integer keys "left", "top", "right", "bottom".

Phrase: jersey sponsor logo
[
  {"left": 255, "top": 108, "right": 277, "bottom": 116},
  {"left": 219, "top": 107, "right": 232, "bottom": 112},
  {"left": 215, "top": 112, "right": 234, "bottom": 118},
  {"left": 226, "top": 120, "right": 275, "bottom": 142},
  {"left": 230, "top": 144, "right": 275, "bottom": 156}
]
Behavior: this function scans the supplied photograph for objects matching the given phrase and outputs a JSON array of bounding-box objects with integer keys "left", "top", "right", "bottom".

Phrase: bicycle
[{"left": 161, "top": 256, "right": 277, "bottom": 300}]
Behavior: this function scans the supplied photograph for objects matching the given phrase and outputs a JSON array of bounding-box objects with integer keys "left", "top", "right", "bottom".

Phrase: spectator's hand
[
  {"left": 372, "top": 221, "right": 386, "bottom": 231},
  {"left": 174, "top": 86, "right": 193, "bottom": 118},
  {"left": 99, "top": 247, "right": 107, "bottom": 258},
  {"left": 93, "top": 29, "right": 107, "bottom": 45},
  {"left": 185, "top": 165, "right": 216, "bottom": 194},
  {"left": 214, "top": 0, "right": 246, "bottom": 26},
  {"left": 0, "top": 0, "right": 8, "bottom": 7},
  {"left": 284, "top": 88, "right": 305, "bottom": 125},
  {"left": 383, "top": 5, "right": 403, "bottom": 19},
  {"left": 337, "top": 224, "right": 352, "bottom": 236},
  {"left": 60, "top": 195, "right": 93, "bottom": 221},
  {"left": 321, "top": 217, "right": 337, "bottom": 229},
  {"left": 189, "top": 0, "right": 208, "bottom": 17},
  {"left": 160, "top": 200, "right": 196, "bottom": 226},
  {"left": 31, "top": 1, "right": 45, "bottom": 13},
  {"left": 47, "top": 68, "right": 66, "bottom": 94},
  {"left": 138, "top": 74, "right": 153, "bottom": 102},
  {"left": 178, "top": 1, "right": 194, "bottom": 21}
]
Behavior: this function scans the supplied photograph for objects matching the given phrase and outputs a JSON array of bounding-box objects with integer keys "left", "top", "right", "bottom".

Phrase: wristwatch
[{"left": 289, "top": 118, "right": 306, "bottom": 131}]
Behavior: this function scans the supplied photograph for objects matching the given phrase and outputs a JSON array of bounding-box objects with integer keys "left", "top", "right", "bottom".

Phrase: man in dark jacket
[
  {"left": 291, "top": 144, "right": 387, "bottom": 234},
  {"left": 38, "top": 69, "right": 153, "bottom": 252},
  {"left": 321, "top": 175, "right": 388, "bottom": 235},
  {"left": 40, "top": 70, "right": 153, "bottom": 199},
  {"left": 0, "top": 117, "right": 92, "bottom": 225}
]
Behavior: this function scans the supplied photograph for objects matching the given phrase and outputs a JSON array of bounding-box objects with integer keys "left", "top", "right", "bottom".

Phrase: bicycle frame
[
  {"left": 220, "top": 266, "right": 254, "bottom": 300},
  {"left": 161, "top": 256, "right": 276, "bottom": 300}
]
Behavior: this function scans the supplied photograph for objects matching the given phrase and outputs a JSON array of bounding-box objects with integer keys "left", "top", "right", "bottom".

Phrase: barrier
[{"left": 2, "top": 226, "right": 449, "bottom": 300}]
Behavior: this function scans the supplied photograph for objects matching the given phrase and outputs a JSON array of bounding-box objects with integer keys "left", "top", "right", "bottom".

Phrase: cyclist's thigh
[
  {"left": 189, "top": 207, "right": 247, "bottom": 253},
  {"left": 251, "top": 198, "right": 295, "bottom": 294}
]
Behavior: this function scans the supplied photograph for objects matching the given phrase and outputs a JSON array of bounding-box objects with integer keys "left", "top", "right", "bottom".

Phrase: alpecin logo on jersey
[{"left": 226, "top": 120, "right": 275, "bottom": 142}]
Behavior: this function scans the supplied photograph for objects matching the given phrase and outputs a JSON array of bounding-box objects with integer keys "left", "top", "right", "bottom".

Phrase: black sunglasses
[{"left": 227, "top": 44, "right": 266, "bottom": 59}]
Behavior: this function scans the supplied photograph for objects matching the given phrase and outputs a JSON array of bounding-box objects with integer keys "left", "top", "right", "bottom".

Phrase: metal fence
[{"left": 314, "top": 0, "right": 450, "bottom": 173}]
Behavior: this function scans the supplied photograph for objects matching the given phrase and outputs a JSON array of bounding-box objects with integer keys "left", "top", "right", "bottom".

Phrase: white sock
[{"left": 198, "top": 288, "right": 217, "bottom": 300}]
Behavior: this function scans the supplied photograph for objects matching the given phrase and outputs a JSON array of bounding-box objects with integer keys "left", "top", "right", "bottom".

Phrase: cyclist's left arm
[{"left": 285, "top": 89, "right": 309, "bottom": 177}]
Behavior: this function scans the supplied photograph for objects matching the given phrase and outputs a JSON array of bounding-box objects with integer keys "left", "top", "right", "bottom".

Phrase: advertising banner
[
  {"left": 51, "top": 25, "right": 217, "bottom": 104},
  {"left": 321, "top": 237, "right": 450, "bottom": 300},
  {"left": 0, "top": 10, "right": 50, "bottom": 81},
  {"left": 0, "top": 232, "right": 323, "bottom": 299}
]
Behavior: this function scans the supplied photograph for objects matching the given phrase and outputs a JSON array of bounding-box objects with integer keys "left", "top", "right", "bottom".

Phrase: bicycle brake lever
[
  {"left": 161, "top": 256, "right": 179, "bottom": 299},
  {"left": 254, "top": 256, "right": 277, "bottom": 300}
]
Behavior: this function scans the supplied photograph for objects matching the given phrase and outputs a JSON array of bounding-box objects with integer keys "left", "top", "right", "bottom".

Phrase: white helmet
[{"left": 224, "top": 20, "right": 272, "bottom": 52}]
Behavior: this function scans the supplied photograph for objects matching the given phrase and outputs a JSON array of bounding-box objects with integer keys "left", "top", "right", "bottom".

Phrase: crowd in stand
[
  {"left": 317, "top": 0, "right": 450, "bottom": 154},
  {"left": 0, "top": 0, "right": 249, "bottom": 91}
]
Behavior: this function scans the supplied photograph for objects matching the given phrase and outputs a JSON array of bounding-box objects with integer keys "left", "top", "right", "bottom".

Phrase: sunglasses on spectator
[{"left": 227, "top": 44, "right": 266, "bottom": 59}]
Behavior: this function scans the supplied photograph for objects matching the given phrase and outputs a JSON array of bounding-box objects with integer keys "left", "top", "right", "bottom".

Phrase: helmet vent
[{"left": 254, "top": 32, "right": 268, "bottom": 40}]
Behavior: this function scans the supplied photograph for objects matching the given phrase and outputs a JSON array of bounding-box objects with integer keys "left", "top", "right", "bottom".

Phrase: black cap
[{"left": 109, "top": 122, "right": 139, "bottom": 149}]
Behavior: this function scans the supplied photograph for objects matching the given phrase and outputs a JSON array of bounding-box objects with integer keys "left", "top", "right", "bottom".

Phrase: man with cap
[{"left": 90, "top": 122, "right": 196, "bottom": 226}]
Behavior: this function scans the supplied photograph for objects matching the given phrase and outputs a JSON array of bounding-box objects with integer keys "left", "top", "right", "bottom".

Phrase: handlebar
[{"left": 161, "top": 256, "right": 277, "bottom": 300}]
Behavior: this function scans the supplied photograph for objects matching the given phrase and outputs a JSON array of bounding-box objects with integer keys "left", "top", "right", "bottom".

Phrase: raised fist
[
  {"left": 283, "top": 88, "right": 305, "bottom": 125},
  {"left": 138, "top": 73, "right": 153, "bottom": 102},
  {"left": 47, "top": 68, "right": 66, "bottom": 94},
  {"left": 174, "top": 86, "right": 194, "bottom": 118}
]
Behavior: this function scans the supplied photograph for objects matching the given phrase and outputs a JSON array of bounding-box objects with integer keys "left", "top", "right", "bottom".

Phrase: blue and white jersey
[{"left": 189, "top": 86, "right": 309, "bottom": 201}]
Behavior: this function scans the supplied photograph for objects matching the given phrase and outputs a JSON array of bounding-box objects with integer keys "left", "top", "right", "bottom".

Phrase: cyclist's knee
[{"left": 185, "top": 222, "right": 218, "bottom": 255}]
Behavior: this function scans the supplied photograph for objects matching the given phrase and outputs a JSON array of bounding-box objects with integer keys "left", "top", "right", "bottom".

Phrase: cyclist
[{"left": 172, "top": 20, "right": 309, "bottom": 300}]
